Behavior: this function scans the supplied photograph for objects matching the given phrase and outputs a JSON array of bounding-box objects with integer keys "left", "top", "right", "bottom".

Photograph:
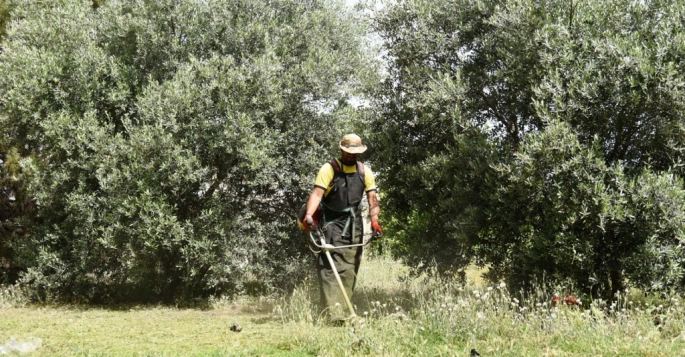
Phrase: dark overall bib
[{"left": 317, "top": 160, "right": 365, "bottom": 320}]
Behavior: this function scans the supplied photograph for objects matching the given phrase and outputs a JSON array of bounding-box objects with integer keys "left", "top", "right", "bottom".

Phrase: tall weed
[{"left": 278, "top": 256, "right": 685, "bottom": 356}]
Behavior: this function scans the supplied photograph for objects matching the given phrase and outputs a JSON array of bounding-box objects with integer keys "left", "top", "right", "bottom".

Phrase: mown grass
[{"left": 2, "top": 254, "right": 685, "bottom": 356}]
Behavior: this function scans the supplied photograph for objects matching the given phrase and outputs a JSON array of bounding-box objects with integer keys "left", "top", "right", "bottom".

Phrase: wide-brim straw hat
[{"left": 339, "top": 134, "right": 367, "bottom": 154}]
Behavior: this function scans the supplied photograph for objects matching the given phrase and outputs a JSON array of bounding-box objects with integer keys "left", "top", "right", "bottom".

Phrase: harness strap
[
  {"left": 321, "top": 202, "right": 359, "bottom": 241},
  {"left": 329, "top": 159, "right": 365, "bottom": 176},
  {"left": 321, "top": 159, "right": 365, "bottom": 241},
  {"left": 328, "top": 159, "right": 365, "bottom": 190}
]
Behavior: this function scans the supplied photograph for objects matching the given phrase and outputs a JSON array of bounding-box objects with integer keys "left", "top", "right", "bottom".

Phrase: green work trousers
[{"left": 316, "top": 209, "right": 363, "bottom": 321}]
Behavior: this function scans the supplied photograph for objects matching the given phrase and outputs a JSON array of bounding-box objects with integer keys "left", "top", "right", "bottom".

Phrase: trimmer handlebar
[{"left": 307, "top": 224, "right": 382, "bottom": 254}]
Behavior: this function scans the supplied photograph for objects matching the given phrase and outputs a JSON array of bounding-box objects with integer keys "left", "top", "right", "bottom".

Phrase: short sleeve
[
  {"left": 314, "top": 163, "right": 335, "bottom": 189},
  {"left": 363, "top": 164, "right": 377, "bottom": 192}
]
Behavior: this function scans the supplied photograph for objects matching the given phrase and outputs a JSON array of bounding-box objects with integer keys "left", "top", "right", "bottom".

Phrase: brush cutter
[{"left": 306, "top": 216, "right": 382, "bottom": 318}]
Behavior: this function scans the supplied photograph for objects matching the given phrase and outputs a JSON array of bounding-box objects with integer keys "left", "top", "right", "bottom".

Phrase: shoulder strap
[
  {"left": 357, "top": 161, "right": 365, "bottom": 185},
  {"left": 329, "top": 159, "right": 341, "bottom": 173},
  {"left": 325, "top": 159, "right": 367, "bottom": 196},
  {"left": 329, "top": 159, "right": 365, "bottom": 182},
  {"left": 329, "top": 159, "right": 365, "bottom": 175},
  {"left": 326, "top": 159, "right": 342, "bottom": 188}
]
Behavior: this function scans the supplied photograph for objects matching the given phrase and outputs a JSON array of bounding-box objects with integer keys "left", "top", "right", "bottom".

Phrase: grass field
[{"left": 2, "top": 254, "right": 685, "bottom": 356}]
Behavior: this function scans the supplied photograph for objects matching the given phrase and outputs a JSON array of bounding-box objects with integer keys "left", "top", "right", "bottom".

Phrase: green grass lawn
[
  {"left": 2, "top": 255, "right": 685, "bottom": 356},
  {"left": 1, "top": 305, "right": 303, "bottom": 356}
]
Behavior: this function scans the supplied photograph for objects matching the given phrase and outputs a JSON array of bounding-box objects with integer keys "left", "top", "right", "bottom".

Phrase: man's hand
[
  {"left": 305, "top": 215, "right": 314, "bottom": 230},
  {"left": 371, "top": 220, "right": 383, "bottom": 236}
]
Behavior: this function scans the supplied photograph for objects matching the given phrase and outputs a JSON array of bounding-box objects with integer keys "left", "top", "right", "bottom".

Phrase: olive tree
[
  {"left": 371, "top": 0, "right": 685, "bottom": 297},
  {"left": 0, "top": 0, "right": 378, "bottom": 302},
  {"left": 484, "top": 121, "right": 685, "bottom": 296},
  {"left": 0, "top": 0, "right": 9, "bottom": 44}
]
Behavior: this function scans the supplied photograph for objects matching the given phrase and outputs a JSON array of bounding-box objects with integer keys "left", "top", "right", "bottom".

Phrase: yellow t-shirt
[{"left": 314, "top": 160, "right": 377, "bottom": 197}]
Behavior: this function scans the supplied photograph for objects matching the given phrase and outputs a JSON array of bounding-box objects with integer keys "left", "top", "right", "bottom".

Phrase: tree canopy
[
  {"left": 3, "top": 0, "right": 685, "bottom": 302},
  {"left": 0, "top": 0, "right": 377, "bottom": 302},
  {"left": 371, "top": 0, "right": 685, "bottom": 297}
]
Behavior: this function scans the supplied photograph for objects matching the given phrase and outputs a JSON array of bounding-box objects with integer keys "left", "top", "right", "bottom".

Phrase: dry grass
[{"left": 2, "top": 255, "right": 685, "bottom": 356}]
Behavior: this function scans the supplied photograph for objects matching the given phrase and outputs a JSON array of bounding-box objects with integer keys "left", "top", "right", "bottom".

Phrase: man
[{"left": 303, "top": 133, "right": 382, "bottom": 323}]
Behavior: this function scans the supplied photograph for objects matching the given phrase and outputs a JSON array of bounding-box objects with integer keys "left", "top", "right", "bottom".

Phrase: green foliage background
[
  {"left": 370, "top": 0, "right": 685, "bottom": 298},
  {"left": 3, "top": 0, "right": 685, "bottom": 303},
  {"left": 0, "top": 0, "right": 377, "bottom": 302}
]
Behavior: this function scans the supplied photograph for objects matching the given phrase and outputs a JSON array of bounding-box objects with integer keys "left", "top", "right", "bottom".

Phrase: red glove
[{"left": 371, "top": 221, "right": 383, "bottom": 235}]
